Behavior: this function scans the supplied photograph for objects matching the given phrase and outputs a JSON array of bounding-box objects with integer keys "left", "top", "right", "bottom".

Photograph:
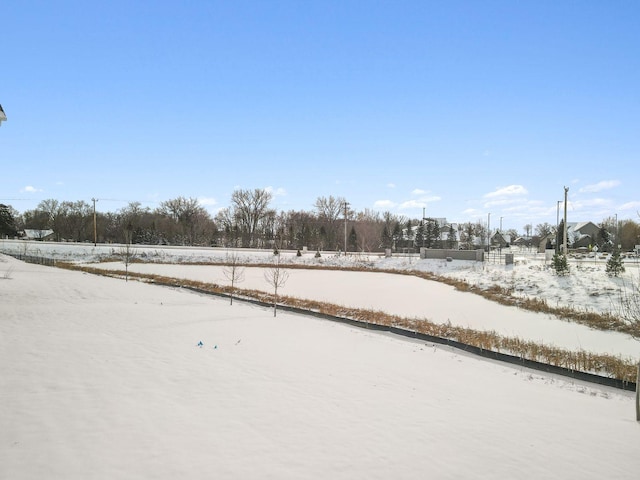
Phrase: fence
[
  {"left": 2, "top": 252, "right": 56, "bottom": 267},
  {"left": 420, "top": 248, "right": 485, "bottom": 261}
]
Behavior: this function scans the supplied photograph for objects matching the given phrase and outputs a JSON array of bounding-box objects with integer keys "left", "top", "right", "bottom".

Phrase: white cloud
[
  {"left": 483, "top": 196, "right": 540, "bottom": 209},
  {"left": 265, "top": 186, "right": 287, "bottom": 197},
  {"left": 570, "top": 197, "right": 612, "bottom": 209},
  {"left": 619, "top": 201, "right": 640, "bottom": 211},
  {"left": 399, "top": 200, "right": 426, "bottom": 210},
  {"left": 579, "top": 180, "right": 621, "bottom": 193},
  {"left": 484, "top": 185, "right": 528, "bottom": 199},
  {"left": 398, "top": 196, "right": 440, "bottom": 210},
  {"left": 21, "top": 185, "right": 42, "bottom": 193},
  {"left": 387, "top": 183, "right": 396, "bottom": 189},
  {"left": 198, "top": 197, "right": 217, "bottom": 207},
  {"left": 462, "top": 208, "right": 482, "bottom": 216},
  {"left": 376, "top": 188, "right": 441, "bottom": 212},
  {"left": 374, "top": 200, "right": 397, "bottom": 209}
]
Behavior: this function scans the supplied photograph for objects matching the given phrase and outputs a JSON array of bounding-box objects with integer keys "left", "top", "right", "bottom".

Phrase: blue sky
[{"left": 1, "top": 0, "right": 639, "bottom": 232}]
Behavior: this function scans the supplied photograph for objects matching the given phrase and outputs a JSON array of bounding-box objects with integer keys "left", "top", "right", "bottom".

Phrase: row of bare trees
[{"left": 8, "top": 191, "right": 640, "bottom": 252}]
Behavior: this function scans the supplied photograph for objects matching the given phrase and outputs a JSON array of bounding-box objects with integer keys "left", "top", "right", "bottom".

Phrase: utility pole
[
  {"left": 422, "top": 207, "right": 426, "bottom": 249},
  {"left": 487, "top": 212, "right": 491, "bottom": 253},
  {"left": 556, "top": 200, "right": 561, "bottom": 254},
  {"left": 343, "top": 201, "right": 349, "bottom": 256},
  {"left": 563, "top": 187, "right": 569, "bottom": 255},
  {"left": 92, "top": 198, "right": 98, "bottom": 246}
]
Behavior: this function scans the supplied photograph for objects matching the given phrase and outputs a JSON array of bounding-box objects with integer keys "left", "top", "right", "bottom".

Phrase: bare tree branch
[
  {"left": 222, "top": 251, "right": 245, "bottom": 305},
  {"left": 263, "top": 254, "right": 289, "bottom": 317}
]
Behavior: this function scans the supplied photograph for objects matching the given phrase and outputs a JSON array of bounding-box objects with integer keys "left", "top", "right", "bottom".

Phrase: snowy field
[
  {"left": 1, "top": 254, "right": 640, "bottom": 479},
  {"left": 3, "top": 240, "right": 638, "bottom": 360},
  {"left": 3, "top": 239, "right": 640, "bottom": 317},
  {"left": 2, "top": 242, "right": 640, "bottom": 478}
]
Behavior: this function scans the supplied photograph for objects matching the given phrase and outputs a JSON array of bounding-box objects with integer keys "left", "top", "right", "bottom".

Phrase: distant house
[
  {"left": 567, "top": 222, "right": 600, "bottom": 249},
  {"left": 538, "top": 221, "right": 601, "bottom": 252},
  {"left": 513, "top": 236, "right": 533, "bottom": 248},
  {"left": 490, "top": 232, "right": 511, "bottom": 248},
  {"left": 22, "top": 229, "right": 55, "bottom": 241}
]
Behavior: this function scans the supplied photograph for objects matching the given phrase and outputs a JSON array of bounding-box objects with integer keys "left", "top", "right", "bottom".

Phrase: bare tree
[
  {"left": 57, "top": 200, "right": 92, "bottom": 241},
  {"left": 475, "top": 221, "right": 487, "bottom": 248},
  {"left": 616, "top": 281, "right": 640, "bottom": 421},
  {"left": 315, "top": 195, "right": 346, "bottom": 249},
  {"left": 157, "top": 196, "right": 211, "bottom": 245},
  {"left": 215, "top": 207, "right": 240, "bottom": 247},
  {"left": 231, "top": 188, "right": 273, "bottom": 247},
  {"left": 354, "top": 209, "right": 384, "bottom": 252},
  {"left": 611, "top": 213, "right": 640, "bottom": 420},
  {"left": 119, "top": 223, "right": 137, "bottom": 282},
  {"left": 279, "top": 209, "right": 318, "bottom": 250},
  {"left": 263, "top": 254, "right": 289, "bottom": 317},
  {"left": 619, "top": 219, "right": 640, "bottom": 251},
  {"left": 535, "top": 222, "right": 553, "bottom": 238},
  {"left": 222, "top": 251, "right": 245, "bottom": 305}
]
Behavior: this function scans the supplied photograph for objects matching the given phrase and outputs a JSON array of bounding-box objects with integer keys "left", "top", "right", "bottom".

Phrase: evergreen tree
[
  {"left": 605, "top": 250, "right": 625, "bottom": 277},
  {"left": 381, "top": 225, "right": 392, "bottom": 249},
  {"left": 551, "top": 253, "right": 570, "bottom": 276},
  {"left": 424, "top": 219, "right": 440, "bottom": 248},
  {"left": 432, "top": 220, "right": 441, "bottom": 248},
  {"left": 414, "top": 223, "right": 425, "bottom": 248},
  {"left": 405, "top": 219, "right": 414, "bottom": 247},
  {"left": 348, "top": 226, "right": 358, "bottom": 252},
  {"left": 597, "top": 226, "right": 612, "bottom": 252},
  {"left": 448, "top": 225, "right": 456, "bottom": 248},
  {"left": 392, "top": 222, "right": 402, "bottom": 249},
  {"left": 556, "top": 219, "right": 564, "bottom": 254},
  {"left": 0, "top": 204, "right": 18, "bottom": 238}
]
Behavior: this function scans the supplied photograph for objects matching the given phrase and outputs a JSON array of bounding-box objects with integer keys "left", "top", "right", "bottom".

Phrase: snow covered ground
[
  {"left": 1, "top": 254, "right": 639, "bottom": 479},
  {"left": 3, "top": 239, "right": 639, "bottom": 317},
  {"left": 2, "top": 240, "right": 637, "bottom": 360}
]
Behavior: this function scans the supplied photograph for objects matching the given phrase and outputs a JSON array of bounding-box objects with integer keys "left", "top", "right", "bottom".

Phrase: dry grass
[{"left": 57, "top": 262, "right": 638, "bottom": 383}]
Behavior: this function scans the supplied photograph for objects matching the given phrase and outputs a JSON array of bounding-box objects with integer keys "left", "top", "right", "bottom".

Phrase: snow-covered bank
[
  {"left": 2, "top": 240, "right": 639, "bottom": 318},
  {"left": 1, "top": 255, "right": 639, "bottom": 479},
  {"left": 3, "top": 240, "right": 639, "bottom": 361},
  {"left": 89, "top": 261, "right": 639, "bottom": 361}
]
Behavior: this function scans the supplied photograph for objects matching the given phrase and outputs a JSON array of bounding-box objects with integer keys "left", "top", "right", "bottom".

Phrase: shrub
[
  {"left": 552, "top": 253, "right": 570, "bottom": 276},
  {"left": 605, "top": 250, "right": 625, "bottom": 277}
]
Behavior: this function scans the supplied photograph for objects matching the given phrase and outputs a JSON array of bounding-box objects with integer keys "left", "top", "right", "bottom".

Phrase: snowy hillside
[{"left": 1, "top": 254, "right": 639, "bottom": 479}]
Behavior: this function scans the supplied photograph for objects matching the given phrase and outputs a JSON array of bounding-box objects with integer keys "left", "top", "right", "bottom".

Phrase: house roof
[{"left": 23, "top": 229, "right": 54, "bottom": 239}]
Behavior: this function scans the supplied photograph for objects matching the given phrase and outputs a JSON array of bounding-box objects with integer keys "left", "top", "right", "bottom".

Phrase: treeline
[{"left": 2, "top": 189, "right": 640, "bottom": 252}]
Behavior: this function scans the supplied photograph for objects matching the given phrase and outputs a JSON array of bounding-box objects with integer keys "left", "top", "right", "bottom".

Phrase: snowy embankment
[
  {"left": 1, "top": 254, "right": 639, "bottom": 479},
  {"left": 90, "top": 263, "right": 640, "bottom": 361},
  {"left": 2, "top": 240, "right": 639, "bottom": 360}
]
